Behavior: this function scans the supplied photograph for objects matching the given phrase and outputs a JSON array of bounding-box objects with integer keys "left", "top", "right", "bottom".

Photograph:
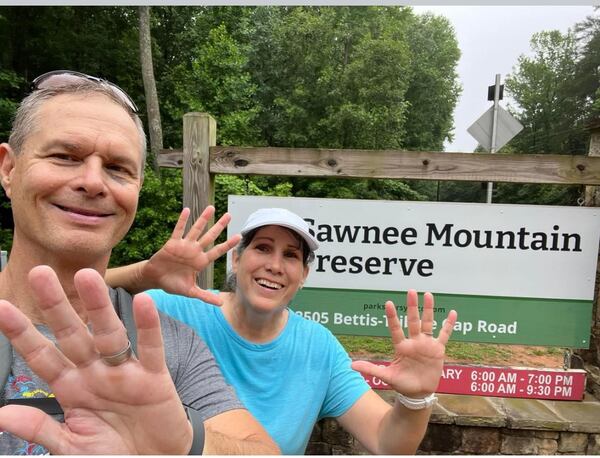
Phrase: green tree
[
  {"left": 573, "top": 11, "right": 600, "bottom": 123},
  {"left": 501, "top": 25, "right": 597, "bottom": 206},
  {"left": 505, "top": 30, "right": 583, "bottom": 155},
  {"left": 403, "top": 12, "right": 462, "bottom": 151},
  {"left": 244, "top": 6, "right": 459, "bottom": 201}
]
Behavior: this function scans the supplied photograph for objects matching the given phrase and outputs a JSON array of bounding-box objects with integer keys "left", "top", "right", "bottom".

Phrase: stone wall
[{"left": 306, "top": 392, "right": 600, "bottom": 455}]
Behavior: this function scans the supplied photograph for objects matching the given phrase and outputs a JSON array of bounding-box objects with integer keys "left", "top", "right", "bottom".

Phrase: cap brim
[{"left": 242, "top": 220, "right": 319, "bottom": 251}]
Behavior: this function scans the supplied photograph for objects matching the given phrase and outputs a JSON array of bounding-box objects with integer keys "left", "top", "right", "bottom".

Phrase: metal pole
[{"left": 486, "top": 74, "right": 501, "bottom": 204}]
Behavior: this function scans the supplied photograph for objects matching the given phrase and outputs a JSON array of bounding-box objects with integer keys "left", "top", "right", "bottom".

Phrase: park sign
[{"left": 227, "top": 196, "right": 600, "bottom": 347}]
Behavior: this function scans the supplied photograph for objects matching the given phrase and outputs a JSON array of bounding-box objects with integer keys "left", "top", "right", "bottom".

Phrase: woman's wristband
[{"left": 395, "top": 392, "right": 438, "bottom": 410}]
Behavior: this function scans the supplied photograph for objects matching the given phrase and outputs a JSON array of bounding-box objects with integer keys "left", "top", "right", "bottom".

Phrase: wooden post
[
  {"left": 183, "top": 113, "right": 216, "bottom": 289},
  {"left": 576, "top": 122, "right": 600, "bottom": 372}
]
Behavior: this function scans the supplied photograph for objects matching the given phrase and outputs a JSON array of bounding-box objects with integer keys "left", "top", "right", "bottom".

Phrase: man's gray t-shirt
[{"left": 0, "top": 307, "right": 243, "bottom": 455}]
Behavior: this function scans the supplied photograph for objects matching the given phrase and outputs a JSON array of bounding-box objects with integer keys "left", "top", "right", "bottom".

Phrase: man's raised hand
[{"left": 0, "top": 266, "right": 192, "bottom": 455}]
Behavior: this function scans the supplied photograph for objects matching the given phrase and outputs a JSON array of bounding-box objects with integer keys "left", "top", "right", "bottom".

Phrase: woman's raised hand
[
  {"left": 351, "top": 290, "right": 457, "bottom": 398},
  {"left": 140, "top": 207, "right": 241, "bottom": 305}
]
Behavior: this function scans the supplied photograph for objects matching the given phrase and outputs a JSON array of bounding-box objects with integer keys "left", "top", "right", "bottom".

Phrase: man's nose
[{"left": 75, "top": 158, "right": 107, "bottom": 197}]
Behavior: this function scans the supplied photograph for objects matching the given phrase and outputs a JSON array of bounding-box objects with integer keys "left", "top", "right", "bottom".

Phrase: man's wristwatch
[{"left": 395, "top": 392, "right": 438, "bottom": 410}]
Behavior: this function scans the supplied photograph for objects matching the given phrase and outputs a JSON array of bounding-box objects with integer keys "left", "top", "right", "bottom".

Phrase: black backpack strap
[
  {"left": 0, "top": 332, "right": 12, "bottom": 405},
  {"left": 109, "top": 287, "right": 138, "bottom": 355},
  {"left": 1, "top": 330, "right": 63, "bottom": 414}
]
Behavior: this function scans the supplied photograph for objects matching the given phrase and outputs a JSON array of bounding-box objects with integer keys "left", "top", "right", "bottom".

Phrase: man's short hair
[{"left": 8, "top": 80, "right": 147, "bottom": 169}]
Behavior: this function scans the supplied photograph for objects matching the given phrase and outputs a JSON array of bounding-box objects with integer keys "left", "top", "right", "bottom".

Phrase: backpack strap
[
  {"left": 109, "top": 287, "right": 138, "bottom": 355},
  {"left": 0, "top": 332, "right": 11, "bottom": 406}
]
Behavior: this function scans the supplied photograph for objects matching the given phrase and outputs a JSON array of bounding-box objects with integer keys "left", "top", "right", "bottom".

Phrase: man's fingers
[
  {"left": 0, "top": 404, "right": 65, "bottom": 453},
  {"left": 74, "top": 269, "right": 129, "bottom": 361},
  {"left": 186, "top": 206, "right": 215, "bottom": 241},
  {"left": 132, "top": 293, "right": 166, "bottom": 373},
  {"left": 0, "top": 300, "right": 70, "bottom": 386},
  {"left": 28, "top": 266, "right": 95, "bottom": 366},
  {"left": 438, "top": 310, "right": 458, "bottom": 346},
  {"left": 405, "top": 289, "right": 421, "bottom": 338},
  {"left": 171, "top": 207, "right": 191, "bottom": 240}
]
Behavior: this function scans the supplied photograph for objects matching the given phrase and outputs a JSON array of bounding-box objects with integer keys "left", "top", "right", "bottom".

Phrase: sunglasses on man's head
[{"left": 31, "top": 70, "right": 138, "bottom": 113}]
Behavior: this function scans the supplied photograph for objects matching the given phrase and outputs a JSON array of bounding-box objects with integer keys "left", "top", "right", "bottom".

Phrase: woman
[{"left": 107, "top": 206, "right": 457, "bottom": 455}]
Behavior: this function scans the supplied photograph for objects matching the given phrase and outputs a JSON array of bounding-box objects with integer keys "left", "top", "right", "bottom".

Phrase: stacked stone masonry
[{"left": 305, "top": 391, "right": 600, "bottom": 455}]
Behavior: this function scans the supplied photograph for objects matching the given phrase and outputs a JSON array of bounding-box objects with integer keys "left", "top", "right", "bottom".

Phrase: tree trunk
[{"left": 138, "top": 5, "right": 162, "bottom": 174}]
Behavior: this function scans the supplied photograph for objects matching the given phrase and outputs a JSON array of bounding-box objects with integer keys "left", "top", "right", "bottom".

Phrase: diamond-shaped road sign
[{"left": 468, "top": 105, "right": 523, "bottom": 152}]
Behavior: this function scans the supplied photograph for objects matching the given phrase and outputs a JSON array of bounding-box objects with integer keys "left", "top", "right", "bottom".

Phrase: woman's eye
[{"left": 285, "top": 251, "right": 300, "bottom": 259}]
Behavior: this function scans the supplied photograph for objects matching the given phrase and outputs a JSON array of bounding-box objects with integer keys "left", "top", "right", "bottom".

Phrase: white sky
[{"left": 411, "top": 5, "right": 596, "bottom": 152}]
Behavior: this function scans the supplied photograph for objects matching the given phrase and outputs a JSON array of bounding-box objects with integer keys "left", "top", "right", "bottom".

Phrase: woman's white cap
[{"left": 241, "top": 208, "right": 319, "bottom": 251}]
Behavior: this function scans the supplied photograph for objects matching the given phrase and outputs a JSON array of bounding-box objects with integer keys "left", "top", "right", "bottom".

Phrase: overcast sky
[{"left": 411, "top": 5, "right": 595, "bottom": 152}]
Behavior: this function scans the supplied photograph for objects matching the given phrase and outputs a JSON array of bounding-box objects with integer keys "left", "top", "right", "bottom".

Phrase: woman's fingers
[
  {"left": 185, "top": 206, "right": 215, "bottom": 242},
  {"left": 420, "top": 292, "right": 435, "bottom": 335},
  {"left": 405, "top": 289, "right": 421, "bottom": 338},
  {"left": 385, "top": 301, "right": 406, "bottom": 348},
  {"left": 197, "top": 212, "right": 232, "bottom": 248},
  {"left": 438, "top": 310, "right": 458, "bottom": 346},
  {"left": 351, "top": 360, "right": 388, "bottom": 381},
  {"left": 202, "top": 234, "right": 241, "bottom": 265},
  {"left": 188, "top": 287, "right": 224, "bottom": 306},
  {"left": 171, "top": 208, "right": 191, "bottom": 240}
]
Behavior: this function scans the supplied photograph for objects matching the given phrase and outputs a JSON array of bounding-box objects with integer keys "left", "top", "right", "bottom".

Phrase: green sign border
[{"left": 290, "top": 287, "right": 592, "bottom": 348}]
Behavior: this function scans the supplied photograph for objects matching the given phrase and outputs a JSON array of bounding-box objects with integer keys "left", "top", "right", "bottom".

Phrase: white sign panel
[{"left": 228, "top": 196, "right": 599, "bottom": 301}]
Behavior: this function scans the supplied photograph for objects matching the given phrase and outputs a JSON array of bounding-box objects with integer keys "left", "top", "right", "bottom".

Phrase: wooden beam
[
  {"left": 157, "top": 150, "right": 184, "bottom": 168},
  {"left": 209, "top": 147, "right": 600, "bottom": 185},
  {"left": 160, "top": 146, "right": 600, "bottom": 185}
]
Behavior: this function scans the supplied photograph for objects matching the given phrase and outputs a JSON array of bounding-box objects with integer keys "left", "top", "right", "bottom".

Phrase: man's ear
[{"left": 0, "top": 143, "right": 16, "bottom": 199}]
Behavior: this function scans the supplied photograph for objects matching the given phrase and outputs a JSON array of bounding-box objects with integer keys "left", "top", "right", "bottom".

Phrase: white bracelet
[{"left": 395, "top": 392, "right": 438, "bottom": 410}]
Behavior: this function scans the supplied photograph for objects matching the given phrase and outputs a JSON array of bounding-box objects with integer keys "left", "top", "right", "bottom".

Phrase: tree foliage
[
  {"left": 0, "top": 5, "right": 463, "bottom": 266},
  {"left": 499, "top": 13, "right": 600, "bottom": 206},
  {"left": 506, "top": 30, "right": 582, "bottom": 155}
]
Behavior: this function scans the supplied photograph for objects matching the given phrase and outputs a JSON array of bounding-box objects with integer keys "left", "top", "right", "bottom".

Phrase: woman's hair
[{"left": 223, "top": 226, "right": 315, "bottom": 292}]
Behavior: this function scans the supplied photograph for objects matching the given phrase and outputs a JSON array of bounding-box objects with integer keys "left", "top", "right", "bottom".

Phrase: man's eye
[
  {"left": 51, "top": 154, "right": 77, "bottom": 162},
  {"left": 107, "top": 164, "right": 133, "bottom": 176},
  {"left": 107, "top": 165, "right": 126, "bottom": 173}
]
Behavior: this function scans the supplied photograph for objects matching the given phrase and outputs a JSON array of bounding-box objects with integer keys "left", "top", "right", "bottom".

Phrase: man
[{"left": 0, "top": 70, "right": 279, "bottom": 455}]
